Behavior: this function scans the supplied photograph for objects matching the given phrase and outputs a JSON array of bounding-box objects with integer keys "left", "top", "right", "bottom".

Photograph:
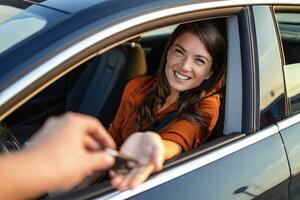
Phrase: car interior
[{"left": 2, "top": 15, "right": 246, "bottom": 194}]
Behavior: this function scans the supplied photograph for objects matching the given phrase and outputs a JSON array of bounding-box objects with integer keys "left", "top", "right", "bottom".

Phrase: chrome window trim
[
  {"left": 0, "top": 0, "right": 299, "bottom": 108},
  {"left": 277, "top": 112, "right": 300, "bottom": 131},
  {"left": 98, "top": 125, "right": 279, "bottom": 200}
]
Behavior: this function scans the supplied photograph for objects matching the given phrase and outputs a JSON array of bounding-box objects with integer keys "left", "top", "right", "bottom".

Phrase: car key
[{"left": 104, "top": 148, "right": 140, "bottom": 175}]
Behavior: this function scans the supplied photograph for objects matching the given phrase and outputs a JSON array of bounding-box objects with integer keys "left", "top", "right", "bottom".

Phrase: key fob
[{"left": 104, "top": 148, "right": 139, "bottom": 175}]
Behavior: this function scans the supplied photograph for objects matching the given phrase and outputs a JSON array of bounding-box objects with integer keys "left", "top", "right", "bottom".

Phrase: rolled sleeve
[{"left": 160, "top": 119, "right": 200, "bottom": 151}]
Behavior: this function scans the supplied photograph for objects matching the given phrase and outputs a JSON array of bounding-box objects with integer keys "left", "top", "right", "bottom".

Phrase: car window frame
[{"left": 43, "top": 7, "right": 249, "bottom": 200}]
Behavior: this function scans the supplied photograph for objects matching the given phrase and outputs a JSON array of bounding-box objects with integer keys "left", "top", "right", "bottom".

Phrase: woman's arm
[
  {"left": 109, "top": 77, "right": 150, "bottom": 148},
  {"left": 162, "top": 139, "right": 182, "bottom": 160}
]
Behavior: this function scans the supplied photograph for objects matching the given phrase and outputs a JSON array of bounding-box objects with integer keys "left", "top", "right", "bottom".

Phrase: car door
[
  {"left": 95, "top": 5, "right": 290, "bottom": 200},
  {"left": 0, "top": 1, "right": 293, "bottom": 200},
  {"left": 273, "top": 5, "right": 300, "bottom": 200}
]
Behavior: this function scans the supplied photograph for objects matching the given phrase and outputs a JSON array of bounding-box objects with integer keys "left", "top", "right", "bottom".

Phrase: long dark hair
[{"left": 136, "top": 20, "right": 227, "bottom": 140}]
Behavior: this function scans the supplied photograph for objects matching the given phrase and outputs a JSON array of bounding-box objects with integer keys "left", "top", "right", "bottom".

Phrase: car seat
[{"left": 66, "top": 41, "right": 147, "bottom": 127}]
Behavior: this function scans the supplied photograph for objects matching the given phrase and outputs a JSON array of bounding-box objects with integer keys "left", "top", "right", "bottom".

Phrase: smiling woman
[{"left": 107, "top": 20, "right": 227, "bottom": 189}]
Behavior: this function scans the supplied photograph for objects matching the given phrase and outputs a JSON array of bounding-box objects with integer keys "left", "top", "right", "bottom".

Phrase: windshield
[
  {"left": 0, "top": 1, "right": 67, "bottom": 90},
  {"left": 0, "top": 5, "right": 47, "bottom": 54}
]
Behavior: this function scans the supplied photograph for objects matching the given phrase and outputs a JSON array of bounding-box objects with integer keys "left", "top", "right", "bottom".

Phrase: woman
[{"left": 109, "top": 20, "right": 227, "bottom": 189}]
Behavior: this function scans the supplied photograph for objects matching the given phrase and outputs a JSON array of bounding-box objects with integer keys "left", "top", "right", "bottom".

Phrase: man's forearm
[{"left": 0, "top": 150, "right": 52, "bottom": 200}]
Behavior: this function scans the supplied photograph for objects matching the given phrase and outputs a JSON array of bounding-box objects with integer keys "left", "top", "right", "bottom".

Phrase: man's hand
[
  {"left": 27, "top": 112, "right": 116, "bottom": 193},
  {"left": 110, "top": 131, "right": 164, "bottom": 190}
]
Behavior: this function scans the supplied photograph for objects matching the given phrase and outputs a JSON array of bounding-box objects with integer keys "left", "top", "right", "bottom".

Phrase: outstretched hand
[
  {"left": 110, "top": 131, "right": 164, "bottom": 190},
  {"left": 27, "top": 112, "right": 116, "bottom": 193}
]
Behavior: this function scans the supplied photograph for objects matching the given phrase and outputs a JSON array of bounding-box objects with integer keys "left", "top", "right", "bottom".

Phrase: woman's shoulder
[
  {"left": 122, "top": 75, "right": 154, "bottom": 100},
  {"left": 198, "top": 93, "right": 221, "bottom": 110},
  {"left": 126, "top": 76, "right": 153, "bottom": 88}
]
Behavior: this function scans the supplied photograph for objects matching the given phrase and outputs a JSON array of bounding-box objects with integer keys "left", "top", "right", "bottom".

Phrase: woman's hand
[{"left": 110, "top": 131, "right": 164, "bottom": 190}]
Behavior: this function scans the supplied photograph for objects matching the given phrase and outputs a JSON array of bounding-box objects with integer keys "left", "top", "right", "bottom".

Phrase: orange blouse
[{"left": 108, "top": 76, "right": 221, "bottom": 151}]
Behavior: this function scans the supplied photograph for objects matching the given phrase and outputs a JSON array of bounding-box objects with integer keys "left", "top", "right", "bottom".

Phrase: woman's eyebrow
[
  {"left": 174, "top": 43, "right": 210, "bottom": 62},
  {"left": 174, "top": 44, "right": 186, "bottom": 52},
  {"left": 194, "top": 54, "right": 209, "bottom": 63}
]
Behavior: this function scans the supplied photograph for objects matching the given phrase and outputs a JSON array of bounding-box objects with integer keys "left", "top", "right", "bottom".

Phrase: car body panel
[
  {"left": 25, "top": 0, "right": 194, "bottom": 14},
  {"left": 278, "top": 113, "right": 300, "bottom": 200},
  {"left": 131, "top": 134, "right": 289, "bottom": 200}
]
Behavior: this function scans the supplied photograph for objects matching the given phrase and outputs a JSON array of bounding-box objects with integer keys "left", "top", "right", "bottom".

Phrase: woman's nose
[{"left": 180, "top": 58, "right": 192, "bottom": 72}]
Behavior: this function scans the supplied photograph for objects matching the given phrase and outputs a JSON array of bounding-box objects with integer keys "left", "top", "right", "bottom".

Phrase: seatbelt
[
  {"left": 145, "top": 87, "right": 224, "bottom": 133},
  {"left": 146, "top": 111, "right": 177, "bottom": 132}
]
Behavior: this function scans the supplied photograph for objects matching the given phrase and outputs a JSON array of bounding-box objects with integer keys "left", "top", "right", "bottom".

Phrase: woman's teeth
[{"left": 174, "top": 71, "right": 190, "bottom": 80}]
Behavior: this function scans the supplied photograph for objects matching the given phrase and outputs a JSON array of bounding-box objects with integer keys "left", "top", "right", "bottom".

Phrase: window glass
[
  {"left": 252, "top": 6, "right": 285, "bottom": 128},
  {"left": 284, "top": 63, "right": 300, "bottom": 115},
  {"left": 276, "top": 12, "right": 300, "bottom": 65},
  {"left": 275, "top": 9, "right": 300, "bottom": 115},
  {"left": 0, "top": 5, "right": 47, "bottom": 54},
  {"left": 0, "top": 1, "right": 67, "bottom": 87}
]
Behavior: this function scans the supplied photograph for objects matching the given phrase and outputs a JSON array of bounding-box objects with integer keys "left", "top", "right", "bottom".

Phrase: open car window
[{"left": 2, "top": 7, "right": 248, "bottom": 200}]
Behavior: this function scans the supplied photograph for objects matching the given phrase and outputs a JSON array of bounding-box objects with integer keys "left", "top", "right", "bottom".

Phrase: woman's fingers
[
  {"left": 128, "top": 164, "right": 154, "bottom": 188},
  {"left": 110, "top": 164, "right": 155, "bottom": 190},
  {"left": 111, "top": 174, "right": 126, "bottom": 190},
  {"left": 116, "top": 168, "right": 139, "bottom": 190}
]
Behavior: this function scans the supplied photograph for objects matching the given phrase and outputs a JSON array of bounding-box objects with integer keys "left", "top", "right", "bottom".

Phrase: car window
[
  {"left": 283, "top": 63, "right": 300, "bottom": 115},
  {"left": 252, "top": 6, "right": 285, "bottom": 129},
  {"left": 274, "top": 8, "right": 300, "bottom": 115}
]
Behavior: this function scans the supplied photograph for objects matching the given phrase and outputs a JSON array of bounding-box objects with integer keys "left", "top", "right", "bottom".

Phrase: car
[{"left": 0, "top": 0, "right": 300, "bottom": 199}]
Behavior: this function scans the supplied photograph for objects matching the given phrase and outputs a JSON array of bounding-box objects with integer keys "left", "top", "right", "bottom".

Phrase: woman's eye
[
  {"left": 174, "top": 48, "right": 184, "bottom": 55},
  {"left": 195, "top": 59, "right": 205, "bottom": 65}
]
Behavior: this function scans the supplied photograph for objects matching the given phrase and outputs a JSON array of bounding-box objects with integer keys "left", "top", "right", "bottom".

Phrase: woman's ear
[{"left": 204, "top": 70, "right": 213, "bottom": 80}]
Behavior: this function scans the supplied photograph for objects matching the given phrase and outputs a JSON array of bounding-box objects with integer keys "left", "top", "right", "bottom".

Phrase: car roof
[{"left": 26, "top": 0, "right": 222, "bottom": 14}]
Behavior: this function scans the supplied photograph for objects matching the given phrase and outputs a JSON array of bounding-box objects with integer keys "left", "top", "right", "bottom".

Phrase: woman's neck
[
  {"left": 167, "top": 89, "right": 179, "bottom": 104},
  {"left": 157, "top": 89, "right": 179, "bottom": 113}
]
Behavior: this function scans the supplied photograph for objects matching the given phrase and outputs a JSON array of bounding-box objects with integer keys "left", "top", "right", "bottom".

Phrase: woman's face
[{"left": 165, "top": 32, "right": 213, "bottom": 94}]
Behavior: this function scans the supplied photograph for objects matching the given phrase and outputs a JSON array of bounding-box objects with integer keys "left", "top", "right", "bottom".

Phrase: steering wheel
[{"left": 0, "top": 122, "right": 21, "bottom": 153}]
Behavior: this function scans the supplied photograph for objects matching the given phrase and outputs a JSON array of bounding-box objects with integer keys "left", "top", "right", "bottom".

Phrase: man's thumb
[{"left": 89, "top": 152, "right": 115, "bottom": 171}]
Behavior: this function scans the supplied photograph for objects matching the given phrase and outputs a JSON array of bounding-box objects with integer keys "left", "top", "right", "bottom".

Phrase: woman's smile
[
  {"left": 165, "top": 32, "right": 213, "bottom": 94},
  {"left": 173, "top": 71, "right": 191, "bottom": 81}
]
